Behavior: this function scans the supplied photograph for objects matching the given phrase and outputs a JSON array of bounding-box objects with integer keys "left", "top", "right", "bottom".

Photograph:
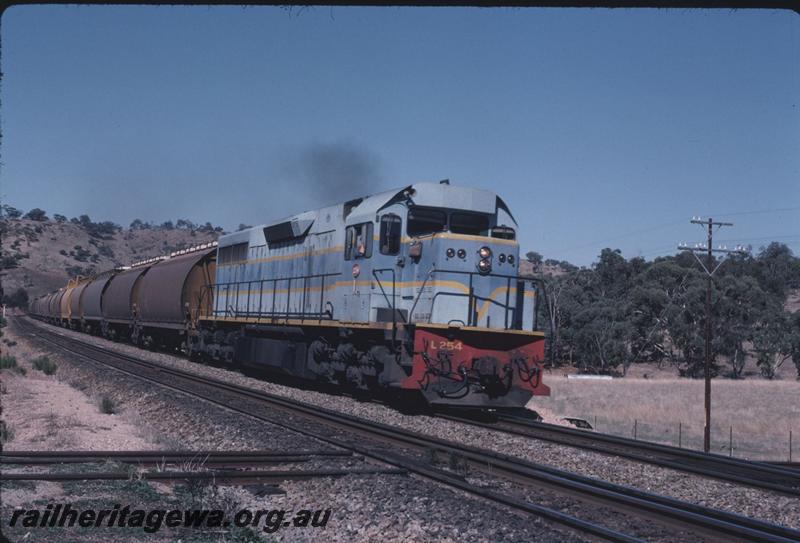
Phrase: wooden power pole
[{"left": 678, "top": 218, "right": 746, "bottom": 454}]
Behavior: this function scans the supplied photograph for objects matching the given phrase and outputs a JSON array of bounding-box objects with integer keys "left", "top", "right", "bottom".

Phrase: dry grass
[
  {"left": 32, "top": 355, "right": 57, "bottom": 375},
  {"left": 99, "top": 396, "right": 117, "bottom": 414},
  {"left": 0, "top": 420, "right": 14, "bottom": 443},
  {"left": 532, "top": 376, "right": 800, "bottom": 460},
  {"left": 0, "top": 354, "right": 18, "bottom": 369},
  {"left": 0, "top": 355, "right": 25, "bottom": 375}
]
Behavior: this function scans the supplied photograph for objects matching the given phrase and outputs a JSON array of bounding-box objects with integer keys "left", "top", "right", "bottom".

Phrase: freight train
[{"left": 29, "top": 181, "right": 550, "bottom": 409}]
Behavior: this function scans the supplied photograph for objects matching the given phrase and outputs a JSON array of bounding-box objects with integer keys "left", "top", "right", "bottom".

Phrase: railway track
[
  {"left": 1, "top": 449, "right": 400, "bottom": 487},
  {"left": 768, "top": 461, "right": 800, "bottom": 471},
  {"left": 2, "top": 468, "right": 405, "bottom": 485},
  {"left": 15, "top": 317, "right": 800, "bottom": 543},
  {"left": 1, "top": 449, "right": 351, "bottom": 466},
  {"left": 437, "top": 411, "right": 800, "bottom": 496}
]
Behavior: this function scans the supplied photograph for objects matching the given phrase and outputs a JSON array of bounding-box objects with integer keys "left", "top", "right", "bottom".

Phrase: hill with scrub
[{"left": 0, "top": 206, "right": 221, "bottom": 301}]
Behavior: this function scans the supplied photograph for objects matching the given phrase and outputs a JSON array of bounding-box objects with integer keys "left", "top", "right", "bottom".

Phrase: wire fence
[{"left": 583, "top": 415, "right": 796, "bottom": 461}]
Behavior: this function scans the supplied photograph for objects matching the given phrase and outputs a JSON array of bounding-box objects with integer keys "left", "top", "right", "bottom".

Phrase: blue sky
[{"left": 2, "top": 6, "right": 798, "bottom": 266}]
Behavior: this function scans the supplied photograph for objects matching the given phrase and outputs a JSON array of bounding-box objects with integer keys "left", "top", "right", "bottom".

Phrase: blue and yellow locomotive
[{"left": 197, "top": 180, "right": 549, "bottom": 408}]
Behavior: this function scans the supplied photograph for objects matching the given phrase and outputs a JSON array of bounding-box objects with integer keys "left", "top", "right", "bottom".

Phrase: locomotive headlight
[
  {"left": 446, "top": 248, "right": 455, "bottom": 258},
  {"left": 498, "top": 254, "right": 506, "bottom": 263},
  {"left": 507, "top": 254, "right": 515, "bottom": 265},
  {"left": 457, "top": 249, "right": 466, "bottom": 259},
  {"left": 477, "top": 259, "right": 492, "bottom": 274},
  {"left": 478, "top": 246, "right": 492, "bottom": 259}
]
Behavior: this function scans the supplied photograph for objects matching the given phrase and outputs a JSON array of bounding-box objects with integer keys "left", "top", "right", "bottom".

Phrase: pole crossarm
[
  {"left": 690, "top": 219, "right": 733, "bottom": 227},
  {"left": 677, "top": 245, "right": 747, "bottom": 276}
]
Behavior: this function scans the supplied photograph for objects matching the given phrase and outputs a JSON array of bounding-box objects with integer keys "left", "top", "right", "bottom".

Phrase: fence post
[
  {"left": 729, "top": 425, "right": 733, "bottom": 458},
  {"left": 790, "top": 430, "right": 793, "bottom": 463},
  {"left": 678, "top": 422, "right": 682, "bottom": 449},
  {"left": 594, "top": 415, "right": 597, "bottom": 430},
  {"left": 634, "top": 419, "right": 638, "bottom": 440}
]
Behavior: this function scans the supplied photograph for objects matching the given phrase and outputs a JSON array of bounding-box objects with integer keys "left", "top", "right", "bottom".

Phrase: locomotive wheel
[{"left": 186, "top": 341, "right": 200, "bottom": 362}]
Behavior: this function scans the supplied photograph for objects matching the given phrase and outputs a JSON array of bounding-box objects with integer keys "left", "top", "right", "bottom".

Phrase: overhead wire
[
  {"left": 554, "top": 220, "right": 686, "bottom": 256},
  {"left": 549, "top": 205, "right": 799, "bottom": 261},
  {"left": 540, "top": 202, "right": 799, "bottom": 264},
  {"left": 702, "top": 206, "right": 800, "bottom": 218}
]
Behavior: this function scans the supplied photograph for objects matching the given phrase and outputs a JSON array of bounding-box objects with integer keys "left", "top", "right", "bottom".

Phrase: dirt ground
[
  {"left": 0, "top": 326, "right": 179, "bottom": 542},
  {"left": 0, "top": 326, "right": 308, "bottom": 543},
  {"left": 1, "top": 315, "right": 162, "bottom": 452},
  {"left": 1, "top": 363, "right": 158, "bottom": 453}
]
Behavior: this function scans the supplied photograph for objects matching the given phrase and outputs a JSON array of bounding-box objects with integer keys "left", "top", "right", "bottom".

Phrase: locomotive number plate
[{"left": 435, "top": 340, "right": 463, "bottom": 351}]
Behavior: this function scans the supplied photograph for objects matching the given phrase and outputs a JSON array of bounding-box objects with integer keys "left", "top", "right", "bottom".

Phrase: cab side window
[
  {"left": 407, "top": 207, "right": 446, "bottom": 237},
  {"left": 344, "top": 223, "right": 373, "bottom": 260},
  {"left": 379, "top": 214, "right": 402, "bottom": 255},
  {"left": 450, "top": 212, "right": 489, "bottom": 236}
]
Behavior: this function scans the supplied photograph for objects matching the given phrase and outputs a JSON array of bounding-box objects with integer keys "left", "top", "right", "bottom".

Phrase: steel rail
[
  {"left": 20, "top": 318, "right": 800, "bottom": 543},
  {"left": 1, "top": 450, "right": 352, "bottom": 467},
  {"left": 768, "top": 462, "right": 800, "bottom": 471},
  {"left": 1, "top": 450, "right": 349, "bottom": 458},
  {"left": 1, "top": 468, "right": 405, "bottom": 484},
  {"left": 1, "top": 450, "right": 349, "bottom": 465},
  {"left": 435, "top": 412, "right": 800, "bottom": 496},
  {"left": 500, "top": 413, "right": 800, "bottom": 482}
]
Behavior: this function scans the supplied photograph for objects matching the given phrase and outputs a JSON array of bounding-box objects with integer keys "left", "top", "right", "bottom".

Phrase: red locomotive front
[{"left": 402, "top": 325, "right": 550, "bottom": 409}]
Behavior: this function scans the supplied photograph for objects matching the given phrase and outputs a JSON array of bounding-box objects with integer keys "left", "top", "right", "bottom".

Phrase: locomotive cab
[{"left": 353, "top": 183, "right": 537, "bottom": 333}]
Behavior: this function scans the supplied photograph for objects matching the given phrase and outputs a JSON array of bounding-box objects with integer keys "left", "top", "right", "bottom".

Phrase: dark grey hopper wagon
[
  {"left": 102, "top": 266, "right": 153, "bottom": 324},
  {"left": 136, "top": 249, "right": 216, "bottom": 331},
  {"left": 81, "top": 271, "right": 116, "bottom": 331}
]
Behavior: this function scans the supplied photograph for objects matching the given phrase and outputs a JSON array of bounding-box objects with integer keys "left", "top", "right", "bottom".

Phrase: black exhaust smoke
[{"left": 280, "top": 142, "right": 384, "bottom": 207}]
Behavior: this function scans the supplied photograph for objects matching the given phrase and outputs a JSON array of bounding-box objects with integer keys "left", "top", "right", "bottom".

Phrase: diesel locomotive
[{"left": 29, "top": 181, "right": 550, "bottom": 409}]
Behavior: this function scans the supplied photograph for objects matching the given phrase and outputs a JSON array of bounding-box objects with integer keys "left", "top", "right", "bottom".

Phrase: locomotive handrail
[
  {"left": 429, "top": 290, "right": 506, "bottom": 327},
  {"left": 372, "top": 268, "right": 402, "bottom": 322},
  {"left": 408, "top": 267, "right": 436, "bottom": 324},
  {"left": 435, "top": 268, "right": 540, "bottom": 282},
  {"left": 200, "top": 267, "right": 539, "bottom": 332},
  {"left": 201, "top": 272, "right": 342, "bottom": 322},
  {"left": 372, "top": 268, "right": 403, "bottom": 349}
]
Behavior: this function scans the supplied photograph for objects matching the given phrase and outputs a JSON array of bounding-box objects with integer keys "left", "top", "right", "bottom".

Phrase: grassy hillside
[{"left": 1, "top": 217, "right": 217, "bottom": 299}]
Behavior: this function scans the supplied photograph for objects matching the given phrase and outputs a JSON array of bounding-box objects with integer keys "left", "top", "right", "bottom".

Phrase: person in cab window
[{"left": 356, "top": 233, "right": 366, "bottom": 257}]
